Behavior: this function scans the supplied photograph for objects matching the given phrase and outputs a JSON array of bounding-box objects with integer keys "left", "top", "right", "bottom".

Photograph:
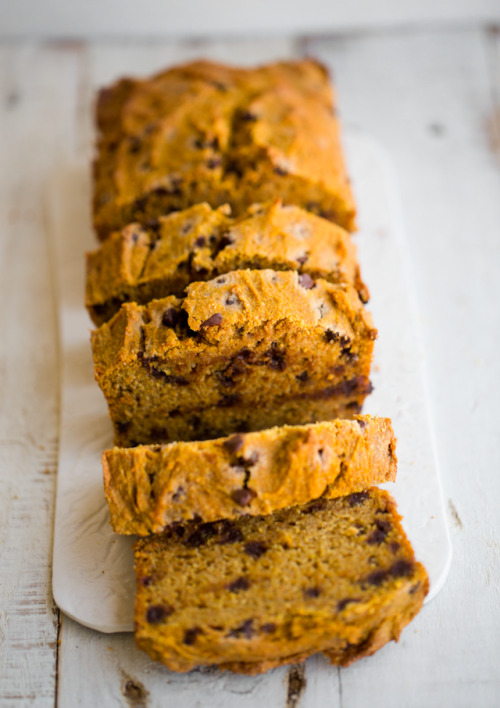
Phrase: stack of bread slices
[{"left": 88, "top": 58, "right": 428, "bottom": 674}]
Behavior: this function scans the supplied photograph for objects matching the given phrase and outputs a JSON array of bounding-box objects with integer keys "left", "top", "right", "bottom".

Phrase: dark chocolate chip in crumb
[
  {"left": 303, "top": 587, "right": 321, "bottom": 598},
  {"left": 218, "top": 520, "right": 244, "bottom": 545},
  {"left": 201, "top": 313, "right": 223, "bottom": 328},
  {"left": 140, "top": 575, "right": 153, "bottom": 587},
  {"left": 261, "top": 622, "right": 276, "bottom": 633},
  {"left": 324, "top": 329, "right": 340, "bottom": 343},
  {"left": 348, "top": 491, "right": 370, "bottom": 507},
  {"left": 337, "top": 597, "right": 361, "bottom": 612},
  {"left": 129, "top": 136, "right": 142, "bottom": 153},
  {"left": 146, "top": 604, "right": 173, "bottom": 624},
  {"left": 296, "top": 371, "right": 308, "bottom": 382},
  {"left": 274, "top": 165, "right": 288, "bottom": 176},
  {"left": 162, "top": 308, "right": 179, "bottom": 327},
  {"left": 228, "top": 619, "right": 254, "bottom": 638},
  {"left": 357, "top": 418, "right": 367, "bottom": 429},
  {"left": 301, "top": 498, "right": 328, "bottom": 514},
  {"left": 299, "top": 273, "right": 316, "bottom": 289},
  {"left": 296, "top": 254, "right": 309, "bottom": 266},
  {"left": 194, "top": 236, "right": 206, "bottom": 248},
  {"left": 184, "top": 523, "right": 218, "bottom": 548},
  {"left": 244, "top": 541, "right": 268, "bottom": 559},
  {"left": 227, "top": 576, "right": 251, "bottom": 592},
  {"left": 390, "top": 559, "right": 414, "bottom": 578},
  {"left": 367, "top": 519, "right": 392, "bottom": 545},
  {"left": 183, "top": 627, "right": 203, "bottom": 645},
  {"left": 240, "top": 110, "right": 258, "bottom": 122},
  {"left": 231, "top": 488, "right": 257, "bottom": 507},
  {"left": 223, "top": 434, "right": 244, "bottom": 454}
]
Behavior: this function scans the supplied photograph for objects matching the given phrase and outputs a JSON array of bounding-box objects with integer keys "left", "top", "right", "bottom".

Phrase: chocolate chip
[
  {"left": 183, "top": 627, "right": 203, "bottom": 645},
  {"left": 324, "top": 329, "right": 340, "bottom": 343},
  {"left": 299, "top": 273, "right": 315, "bottom": 289},
  {"left": 201, "top": 313, "right": 223, "bottom": 328},
  {"left": 116, "top": 420, "right": 131, "bottom": 434},
  {"left": 301, "top": 498, "right": 328, "bottom": 514},
  {"left": 194, "top": 236, "right": 206, "bottom": 247},
  {"left": 140, "top": 575, "right": 153, "bottom": 587},
  {"left": 367, "top": 519, "right": 392, "bottom": 545},
  {"left": 390, "top": 541, "right": 400, "bottom": 553},
  {"left": 162, "top": 308, "right": 179, "bottom": 327},
  {"left": 260, "top": 623, "right": 276, "bottom": 633},
  {"left": 146, "top": 604, "right": 173, "bottom": 624},
  {"left": 145, "top": 218, "right": 160, "bottom": 232},
  {"left": 265, "top": 344, "right": 286, "bottom": 371},
  {"left": 303, "top": 587, "right": 321, "bottom": 598},
  {"left": 337, "top": 598, "right": 360, "bottom": 612},
  {"left": 223, "top": 434, "right": 244, "bottom": 454},
  {"left": 227, "top": 576, "right": 251, "bottom": 592},
  {"left": 231, "top": 488, "right": 257, "bottom": 507},
  {"left": 225, "top": 293, "right": 241, "bottom": 306},
  {"left": 296, "top": 371, "right": 308, "bottom": 382},
  {"left": 207, "top": 157, "right": 222, "bottom": 169},
  {"left": 218, "top": 520, "right": 244, "bottom": 545},
  {"left": 228, "top": 619, "right": 254, "bottom": 638},
  {"left": 409, "top": 582, "right": 421, "bottom": 595},
  {"left": 318, "top": 448, "right": 324, "bottom": 461},
  {"left": 274, "top": 165, "right": 288, "bottom": 176},
  {"left": 184, "top": 523, "right": 218, "bottom": 548},
  {"left": 244, "top": 541, "right": 268, "bottom": 559},
  {"left": 217, "top": 393, "right": 241, "bottom": 408},
  {"left": 129, "top": 136, "right": 142, "bottom": 153},
  {"left": 240, "top": 110, "right": 258, "bottom": 122},
  {"left": 357, "top": 418, "right": 367, "bottom": 429},
  {"left": 365, "top": 569, "right": 389, "bottom": 587},
  {"left": 348, "top": 491, "right": 370, "bottom": 507},
  {"left": 390, "top": 559, "right": 414, "bottom": 579},
  {"left": 296, "top": 254, "right": 309, "bottom": 266}
]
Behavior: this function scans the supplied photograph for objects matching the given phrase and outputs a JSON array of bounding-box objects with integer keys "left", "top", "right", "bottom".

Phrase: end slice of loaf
[
  {"left": 93, "top": 59, "right": 356, "bottom": 239},
  {"left": 91, "top": 269, "right": 376, "bottom": 446},
  {"left": 86, "top": 200, "right": 368, "bottom": 326},
  {"left": 134, "top": 489, "right": 428, "bottom": 673},
  {"left": 103, "top": 415, "right": 396, "bottom": 535}
]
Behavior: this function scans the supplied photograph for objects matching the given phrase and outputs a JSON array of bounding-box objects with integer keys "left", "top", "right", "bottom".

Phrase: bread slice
[
  {"left": 93, "top": 59, "right": 356, "bottom": 239},
  {"left": 91, "top": 269, "right": 376, "bottom": 446},
  {"left": 134, "top": 489, "right": 428, "bottom": 673},
  {"left": 86, "top": 201, "right": 368, "bottom": 326},
  {"left": 103, "top": 416, "right": 396, "bottom": 535}
]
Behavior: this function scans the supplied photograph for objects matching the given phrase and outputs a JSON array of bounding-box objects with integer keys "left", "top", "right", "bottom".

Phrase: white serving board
[{"left": 51, "top": 132, "right": 452, "bottom": 634}]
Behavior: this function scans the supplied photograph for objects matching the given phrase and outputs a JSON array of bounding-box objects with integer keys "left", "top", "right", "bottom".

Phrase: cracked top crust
[{"left": 93, "top": 58, "right": 356, "bottom": 238}]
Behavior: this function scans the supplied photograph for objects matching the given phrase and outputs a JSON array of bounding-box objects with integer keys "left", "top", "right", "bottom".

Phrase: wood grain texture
[{"left": 0, "top": 45, "right": 63, "bottom": 706}]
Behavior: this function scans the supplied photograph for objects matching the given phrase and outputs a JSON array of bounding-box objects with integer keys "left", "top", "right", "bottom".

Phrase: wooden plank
[
  {"left": 2, "top": 0, "right": 500, "bottom": 39},
  {"left": 0, "top": 42, "right": 83, "bottom": 705},
  {"left": 303, "top": 26, "right": 500, "bottom": 706}
]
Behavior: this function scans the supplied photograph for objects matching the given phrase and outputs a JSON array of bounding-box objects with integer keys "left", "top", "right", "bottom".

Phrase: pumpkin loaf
[
  {"left": 134, "top": 489, "right": 429, "bottom": 674},
  {"left": 93, "top": 58, "right": 356, "bottom": 240},
  {"left": 91, "top": 269, "right": 376, "bottom": 446},
  {"left": 86, "top": 201, "right": 368, "bottom": 326},
  {"left": 103, "top": 416, "right": 396, "bottom": 535}
]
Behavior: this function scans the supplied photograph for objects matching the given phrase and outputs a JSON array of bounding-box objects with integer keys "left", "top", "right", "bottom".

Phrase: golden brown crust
[
  {"left": 93, "top": 59, "right": 356, "bottom": 239},
  {"left": 86, "top": 201, "right": 368, "bottom": 326},
  {"left": 103, "top": 416, "right": 397, "bottom": 535},
  {"left": 133, "top": 489, "right": 429, "bottom": 673},
  {"left": 91, "top": 270, "right": 376, "bottom": 446}
]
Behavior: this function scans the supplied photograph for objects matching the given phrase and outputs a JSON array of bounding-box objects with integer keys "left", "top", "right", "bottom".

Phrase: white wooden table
[{"left": 1, "top": 24, "right": 500, "bottom": 707}]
